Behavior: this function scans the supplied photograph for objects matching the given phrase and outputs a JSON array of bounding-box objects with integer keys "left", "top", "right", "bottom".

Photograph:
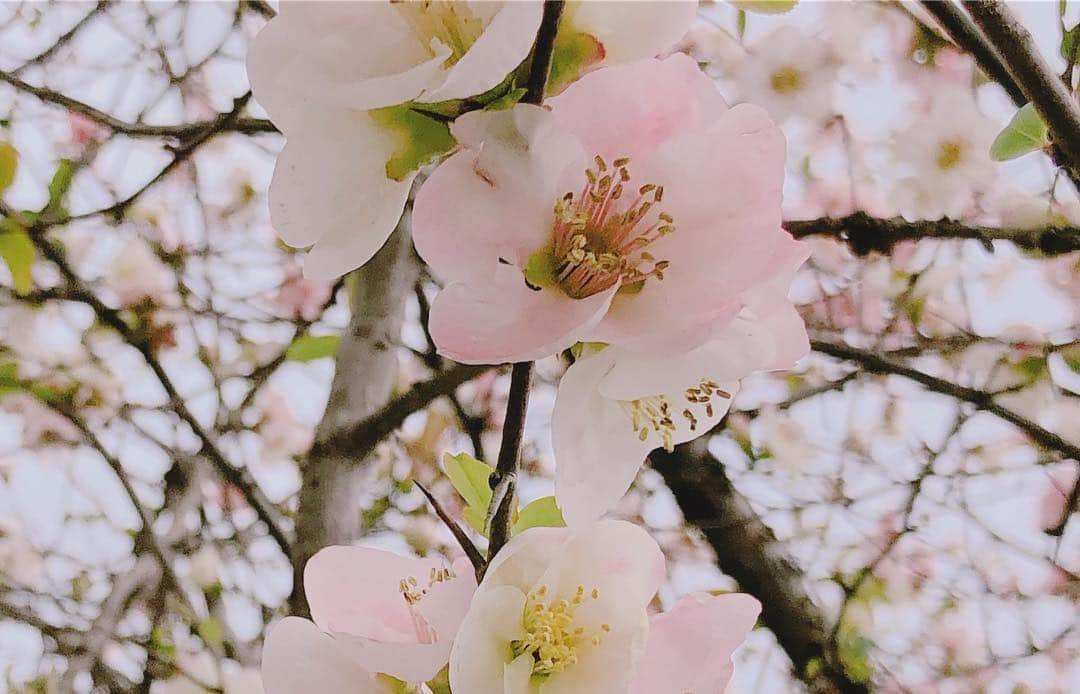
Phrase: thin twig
[{"left": 414, "top": 482, "right": 486, "bottom": 582}]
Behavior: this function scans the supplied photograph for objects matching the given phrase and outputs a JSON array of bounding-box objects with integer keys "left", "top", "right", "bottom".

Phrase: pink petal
[
  {"left": 548, "top": 54, "right": 726, "bottom": 162},
  {"left": 429, "top": 263, "right": 615, "bottom": 364},
  {"left": 449, "top": 585, "right": 528, "bottom": 694},
  {"left": 421, "top": 2, "right": 543, "bottom": 103},
  {"left": 629, "top": 593, "right": 761, "bottom": 694},
  {"left": 261, "top": 618, "right": 391, "bottom": 694}
]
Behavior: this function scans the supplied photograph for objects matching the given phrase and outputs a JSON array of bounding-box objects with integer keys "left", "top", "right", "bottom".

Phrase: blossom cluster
[{"left": 248, "top": 1, "right": 807, "bottom": 692}]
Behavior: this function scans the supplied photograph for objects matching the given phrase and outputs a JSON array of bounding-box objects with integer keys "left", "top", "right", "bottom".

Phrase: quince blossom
[
  {"left": 449, "top": 520, "right": 759, "bottom": 693},
  {"left": 414, "top": 54, "right": 798, "bottom": 364},
  {"left": 261, "top": 546, "right": 476, "bottom": 693},
  {"left": 248, "top": 1, "right": 544, "bottom": 278}
]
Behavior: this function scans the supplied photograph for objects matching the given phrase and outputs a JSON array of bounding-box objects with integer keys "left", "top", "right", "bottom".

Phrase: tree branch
[
  {"left": 652, "top": 440, "right": 870, "bottom": 694},
  {"left": 784, "top": 212, "right": 1080, "bottom": 256}
]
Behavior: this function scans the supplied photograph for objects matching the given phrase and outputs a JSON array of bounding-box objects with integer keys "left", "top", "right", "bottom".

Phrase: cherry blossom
[
  {"left": 261, "top": 546, "right": 476, "bottom": 692},
  {"left": 247, "top": 1, "right": 544, "bottom": 278},
  {"left": 731, "top": 25, "right": 838, "bottom": 125},
  {"left": 414, "top": 54, "right": 796, "bottom": 365},
  {"left": 103, "top": 237, "right": 176, "bottom": 308}
]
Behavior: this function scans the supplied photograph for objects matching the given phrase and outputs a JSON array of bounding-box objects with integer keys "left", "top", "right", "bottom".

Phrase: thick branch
[
  {"left": 289, "top": 226, "right": 418, "bottom": 616},
  {"left": 652, "top": 440, "right": 870, "bottom": 694},
  {"left": 784, "top": 212, "right": 1080, "bottom": 256}
]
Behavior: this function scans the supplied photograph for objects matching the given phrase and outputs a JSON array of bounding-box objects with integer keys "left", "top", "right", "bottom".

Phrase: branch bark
[
  {"left": 288, "top": 224, "right": 418, "bottom": 617},
  {"left": 652, "top": 440, "right": 870, "bottom": 694}
]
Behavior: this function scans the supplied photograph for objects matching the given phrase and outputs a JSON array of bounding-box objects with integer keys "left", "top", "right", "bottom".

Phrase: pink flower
[
  {"left": 271, "top": 265, "right": 332, "bottom": 321},
  {"left": 261, "top": 546, "right": 476, "bottom": 692},
  {"left": 414, "top": 54, "right": 795, "bottom": 364},
  {"left": 629, "top": 592, "right": 760, "bottom": 694},
  {"left": 104, "top": 237, "right": 175, "bottom": 307}
]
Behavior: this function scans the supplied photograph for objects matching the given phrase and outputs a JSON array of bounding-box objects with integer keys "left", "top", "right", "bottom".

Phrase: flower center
[
  {"left": 393, "top": 0, "right": 485, "bottom": 65},
  {"left": 398, "top": 566, "right": 455, "bottom": 644},
  {"left": 936, "top": 139, "right": 965, "bottom": 171},
  {"left": 621, "top": 380, "right": 732, "bottom": 452},
  {"left": 541, "top": 155, "right": 674, "bottom": 300},
  {"left": 770, "top": 66, "right": 804, "bottom": 95},
  {"left": 512, "top": 584, "right": 609, "bottom": 678}
]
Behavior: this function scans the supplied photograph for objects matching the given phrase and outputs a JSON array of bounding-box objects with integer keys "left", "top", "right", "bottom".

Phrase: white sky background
[{"left": 0, "top": 1, "right": 1078, "bottom": 692}]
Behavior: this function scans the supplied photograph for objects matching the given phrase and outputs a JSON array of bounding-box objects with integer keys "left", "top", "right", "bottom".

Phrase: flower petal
[
  {"left": 448, "top": 585, "right": 528, "bottom": 694},
  {"left": 629, "top": 593, "right": 760, "bottom": 694},
  {"left": 429, "top": 263, "right": 615, "bottom": 364},
  {"left": 267, "top": 111, "right": 411, "bottom": 278},
  {"left": 568, "top": 1, "right": 698, "bottom": 65},
  {"left": 420, "top": 1, "right": 543, "bottom": 103},
  {"left": 261, "top": 617, "right": 390, "bottom": 694}
]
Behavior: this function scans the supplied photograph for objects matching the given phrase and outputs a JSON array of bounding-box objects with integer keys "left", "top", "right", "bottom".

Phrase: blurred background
[{"left": 0, "top": 1, "right": 1078, "bottom": 692}]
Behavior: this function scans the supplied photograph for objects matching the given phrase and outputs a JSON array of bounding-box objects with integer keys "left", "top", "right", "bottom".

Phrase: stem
[
  {"left": 485, "top": 361, "right": 534, "bottom": 567},
  {"left": 480, "top": 0, "right": 564, "bottom": 573}
]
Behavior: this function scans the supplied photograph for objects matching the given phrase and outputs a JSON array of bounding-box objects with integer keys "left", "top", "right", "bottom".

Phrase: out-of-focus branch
[
  {"left": 289, "top": 225, "right": 418, "bottom": 617},
  {"left": 13, "top": 1, "right": 111, "bottom": 74},
  {"left": 960, "top": 2, "right": 1080, "bottom": 187},
  {"left": 784, "top": 213, "right": 1080, "bottom": 256},
  {"left": 652, "top": 440, "right": 871, "bottom": 694},
  {"left": 0, "top": 68, "right": 276, "bottom": 137},
  {"left": 812, "top": 339, "right": 1080, "bottom": 534}
]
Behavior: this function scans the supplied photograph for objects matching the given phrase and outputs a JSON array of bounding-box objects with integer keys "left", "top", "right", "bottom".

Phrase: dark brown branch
[
  {"left": 414, "top": 482, "right": 486, "bottom": 582},
  {"left": 784, "top": 212, "right": 1080, "bottom": 256},
  {"left": 523, "top": 0, "right": 566, "bottom": 104},
  {"left": 485, "top": 361, "right": 534, "bottom": 566},
  {"left": 652, "top": 440, "right": 871, "bottom": 694},
  {"left": 920, "top": 0, "right": 1026, "bottom": 105},
  {"left": 963, "top": 1, "right": 1080, "bottom": 182}
]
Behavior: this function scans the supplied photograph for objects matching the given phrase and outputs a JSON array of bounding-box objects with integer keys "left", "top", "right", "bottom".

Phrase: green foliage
[
  {"left": 837, "top": 629, "right": 875, "bottom": 684},
  {"left": 0, "top": 218, "right": 34, "bottom": 295},
  {"left": 197, "top": 616, "right": 224, "bottom": 648},
  {"left": 512, "top": 496, "right": 565, "bottom": 535},
  {"left": 990, "top": 103, "right": 1050, "bottom": 161},
  {"left": 371, "top": 105, "right": 456, "bottom": 182},
  {"left": 731, "top": 1, "right": 799, "bottom": 14},
  {"left": 523, "top": 249, "right": 557, "bottom": 290},
  {"left": 46, "top": 158, "right": 75, "bottom": 216},
  {"left": 484, "top": 87, "right": 528, "bottom": 112},
  {"left": 444, "top": 452, "right": 493, "bottom": 534},
  {"left": 548, "top": 29, "right": 605, "bottom": 95},
  {"left": 285, "top": 334, "right": 341, "bottom": 362},
  {"left": 1012, "top": 355, "right": 1048, "bottom": 382},
  {"left": 0, "top": 141, "right": 17, "bottom": 195}
]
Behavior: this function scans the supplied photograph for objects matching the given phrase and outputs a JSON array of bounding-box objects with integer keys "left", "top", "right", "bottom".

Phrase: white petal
[
  {"left": 568, "top": 1, "right": 698, "bottom": 64},
  {"left": 449, "top": 585, "right": 528, "bottom": 694},
  {"left": 420, "top": 1, "right": 544, "bottom": 103}
]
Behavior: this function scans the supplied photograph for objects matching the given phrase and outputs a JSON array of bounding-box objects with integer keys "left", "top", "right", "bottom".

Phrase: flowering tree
[{"left": 1, "top": 1, "right": 1079, "bottom": 692}]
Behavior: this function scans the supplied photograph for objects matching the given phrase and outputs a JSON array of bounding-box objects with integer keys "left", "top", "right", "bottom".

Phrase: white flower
[
  {"left": 104, "top": 237, "right": 175, "bottom": 307},
  {"left": 247, "top": 2, "right": 544, "bottom": 278},
  {"left": 449, "top": 520, "right": 665, "bottom": 694},
  {"left": 890, "top": 90, "right": 997, "bottom": 220},
  {"left": 731, "top": 25, "right": 837, "bottom": 124}
]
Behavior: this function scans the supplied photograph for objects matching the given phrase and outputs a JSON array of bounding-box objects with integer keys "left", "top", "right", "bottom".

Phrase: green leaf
[
  {"left": 484, "top": 87, "right": 528, "bottom": 112},
  {"left": 0, "top": 141, "right": 17, "bottom": 195},
  {"left": 837, "top": 630, "right": 875, "bottom": 684},
  {"left": 512, "top": 496, "right": 565, "bottom": 535},
  {"left": 523, "top": 249, "right": 557, "bottom": 290},
  {"left": 548, "top": 29, "right": 605, "bottom": 95},
  {"left": 990, "top": 103, "right": 1050, "bottom": 161},
  {"left": 1013, "top": 355, "right": 1048, "bottom": 382},
  {"left": 46, "top": 159, "right": 75, "bottom": 215},
  {"left": 0, "top": 218, "right": 34, "bottom": 295},
  {"left": 737, "top": 9, "right": 747, "bottom": 38},
  {"left": 731, "top": 1, "right": 798, "bottom": 14},
  {"left": 443, "top": 452, "right": 493, "bottom": 534},
  {"left": 1062, "top": 23, "right": 1079, "bottom": 63},
  {"left": 285, "top": 334, "right": 340, "bottom": 362},
  {"left": 370, "top": 105, "right": 456, "bottom": 182},
  {"left": 196, "top": 617, "right": 224, "bottom": 648}
]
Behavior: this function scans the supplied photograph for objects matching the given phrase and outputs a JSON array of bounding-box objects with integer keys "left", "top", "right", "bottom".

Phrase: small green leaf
[
  {"left": 484, "top": 87, "right": 528, "bottom": 112},
  {"left": 370, "top": 105, "right": 456, "bottom": 182},
  {"left": 990, "top": 103, "right": 1050, "bottom": 161},
  {"left": 285, "top": 334, "right": 340, "bottom": 362},
  {"left": 46, "top": 159, "right": 75, "bottom": 215},
  {"left": 1062, "top": 23, "right": 1079, "bottom": 63},
  {"left": 196, "top": 617, "right": 224, "bottom": 648},
  {"left": 569, "top": 341, "right": 607, "bottom": 360},
  {"left": 1013, "top": 355, "right": 1048, "bottom": 382},
  {"left": 0, "top": 218, "right": 35, "bottom": 295},
  {"left": 737, "top": 10, "right": 747, "bottom": 38},
  {"left": 0, "top": 141, "right": 17, "bottom": 195},
  {"left": 548, "top": 29, "right": 605, "bottom": 95},
  {"left": 731, "top": 1, "right": 798, "bottom": 14},
  {"left": 512, "top": 496, "right": 565, "bottom": 535},
  {"left": 443, "top": 452, "right": 493, "bottom": 534}
]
